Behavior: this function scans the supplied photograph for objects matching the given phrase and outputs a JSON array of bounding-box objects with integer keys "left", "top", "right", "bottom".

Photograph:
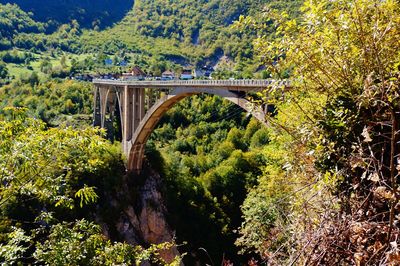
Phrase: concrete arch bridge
[{"left": 93, "top": 79, "right": 287, "bottom": 172}]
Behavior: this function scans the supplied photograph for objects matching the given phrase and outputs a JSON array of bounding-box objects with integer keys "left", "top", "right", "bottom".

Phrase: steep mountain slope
[
  {"left": 79, "top": 0, "right": 301, "bottom": 68},
  {"left": 0, "top": 0, "right": 301, "bottom": 68},
  {"left": 0, "top": 0, "right": 134, "bottom": 29}
]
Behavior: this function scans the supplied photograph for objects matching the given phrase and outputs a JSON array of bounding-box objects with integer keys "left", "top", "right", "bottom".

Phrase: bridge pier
[
  {"left": 119, "top": 86, "right": 147, "bottom": 157},
  {"left": 93, "top": 86, "right": 101, "bottom": 127},
  {"left": 122, "top": 86, "right": 132, "bottom": 155},
  {"left": 105, "top": 89, "right": 117, "bottom": 140}
]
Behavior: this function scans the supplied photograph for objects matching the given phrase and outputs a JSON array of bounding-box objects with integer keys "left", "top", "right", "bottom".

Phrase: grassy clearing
[{"left": 5, "top": 51, "right": 95, "bottom": 80}]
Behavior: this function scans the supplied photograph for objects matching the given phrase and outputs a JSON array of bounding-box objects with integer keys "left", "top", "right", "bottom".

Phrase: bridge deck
[{"left": 92, "top": 79, "right": 288, "bottom": 91}]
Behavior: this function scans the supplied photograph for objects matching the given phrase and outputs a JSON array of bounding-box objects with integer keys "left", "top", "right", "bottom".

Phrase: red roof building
[{"left": 122, "top": 66, "right": 146, "bottom": 80}]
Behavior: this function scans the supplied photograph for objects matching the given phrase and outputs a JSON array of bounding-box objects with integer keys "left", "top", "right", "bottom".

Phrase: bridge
[{"left": 93, "top": 79, "right": 287, "bottom": 172}]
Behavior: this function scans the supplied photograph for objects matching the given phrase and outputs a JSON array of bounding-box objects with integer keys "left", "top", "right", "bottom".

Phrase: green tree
[
  {"left": 40, "top": 58, "right": 53, "bottom": 74},
  {"left": 249, "top": 128, "right": 269, "bottom": 148},
  {"left": 28, "top": 71, "right": 39, "bottom": 87},
  {"left": 226, "top": 128, "right": 247, "bottom": 151},
  {"left": 0, "top": 61, "right": 8, "bottom": 79},
  {"left": 33, "top": 219, "right": 179, "bottom": 266},
  {"left": 60, "top": 54, "right": 67, "bottom": 68}
]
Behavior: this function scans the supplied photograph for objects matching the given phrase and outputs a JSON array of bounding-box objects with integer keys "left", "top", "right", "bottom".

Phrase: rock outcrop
[{"left": 98, "top": 166, "right": 180, "bottom": 264}]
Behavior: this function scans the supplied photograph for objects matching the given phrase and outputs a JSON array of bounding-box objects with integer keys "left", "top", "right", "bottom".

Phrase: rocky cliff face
[{"left": 97, "top": 167, "right": 180, "bottom": 263}]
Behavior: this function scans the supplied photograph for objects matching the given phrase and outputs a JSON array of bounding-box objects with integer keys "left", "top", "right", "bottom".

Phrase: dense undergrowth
[
  {"left": 234, "top": 0, "right": 400, "bottom": 264},
  {"left": 0, "top": 108, "right": 182, "bottom": 265}
]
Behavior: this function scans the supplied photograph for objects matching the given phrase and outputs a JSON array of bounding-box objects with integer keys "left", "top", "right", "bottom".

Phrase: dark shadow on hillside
[{"left": 0, "top": 0, "right": 134, "bottom": 29}]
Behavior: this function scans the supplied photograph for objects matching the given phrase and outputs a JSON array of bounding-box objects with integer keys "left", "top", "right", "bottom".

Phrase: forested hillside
[
  {"left": 0, "top": 0, "right": 133, "bottom": 29},
  {"left": 1, "top": 0, "right": 399, "bottom": 265},
  {"left": 0, "top": 0, "right": 301, "bottom": 71},
  {"left": 81, "top": 0, "right": 300, "bottom": 67}
]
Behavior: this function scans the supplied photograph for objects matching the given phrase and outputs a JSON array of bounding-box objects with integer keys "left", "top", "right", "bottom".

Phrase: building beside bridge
[
  {"left": 161, "top": 70, "right": 175, "bottom": 80},
  {"left": 180, "top": 69, "right": 193, "bottom": 80},
  {"left": 122, "top": 66, "right": 146, "bottom": 81}
]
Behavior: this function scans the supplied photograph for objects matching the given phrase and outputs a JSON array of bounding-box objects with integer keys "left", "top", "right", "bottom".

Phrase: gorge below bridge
[{"left": 93, "top": 79, "right": 288, "bottom": 172}]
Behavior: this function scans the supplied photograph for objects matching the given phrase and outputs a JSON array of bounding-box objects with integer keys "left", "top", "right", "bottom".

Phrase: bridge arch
[
  {"left": 94, "top": 86, "right": 124, "bottom": 141},
  {"left": 126, "top": 87, "right": 267, "bottom": 172}
]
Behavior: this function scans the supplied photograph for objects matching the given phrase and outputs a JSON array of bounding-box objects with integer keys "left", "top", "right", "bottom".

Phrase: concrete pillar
[
  {"left": 147, "top": 88, "right": 155, "bottom": 110},
  {"left": 93, "top": 86, "right": 102, "bottom": 127},
  {"left": 123, "top": 85, "right": 133, "bottom": 153},
  {"left": 131, "top": 87, "right": 143, "bottom": 131},
  {"left": 99, "top": 86, "right": 109, "bottom": 128},
  {"left": 132, "top": 88, "right": 137, "bottom": 131},
  {"left": 116, "top": 89, "right": 124, "bottom": 136},
  {"left": 139, "top": 88, "right": 145, "bottom": 120},
  {"left": 128, "top": 143, "right": 145, "bottom": 173},
  {"left": 105, "top": 91, "right": 116, "bottom": 141}
]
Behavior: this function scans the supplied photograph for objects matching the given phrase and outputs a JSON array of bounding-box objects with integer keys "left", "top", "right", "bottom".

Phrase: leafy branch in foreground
[
  {"left": 237, "top": 0, "right": 400, "bottom": 264},
  {"left": 33, "top": 219, "right": 181, "bottom": 266},
  {"left": 0, "top": 107, "right": 181, "bottom": 265},
  {"left": 0, "top": 107, "right": 108, "bottom": 209}
]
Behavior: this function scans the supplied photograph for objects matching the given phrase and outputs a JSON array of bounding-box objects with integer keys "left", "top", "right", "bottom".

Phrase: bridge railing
[{"left": 92, "top": 79, "right": 290, "bottom": 88}]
